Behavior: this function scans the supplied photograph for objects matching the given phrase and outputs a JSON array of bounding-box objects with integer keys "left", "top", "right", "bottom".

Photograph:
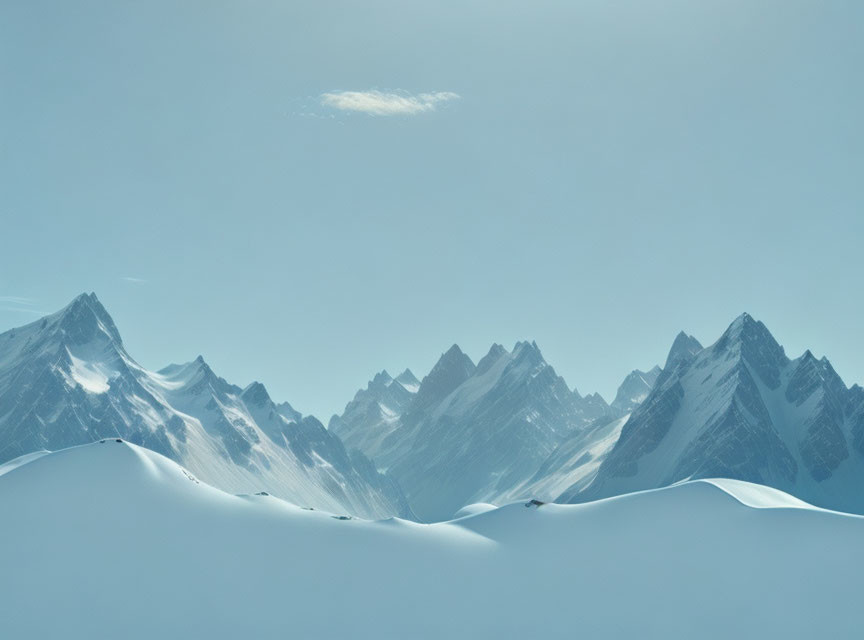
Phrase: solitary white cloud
[
  {"left": 320, "top": 90, "right": 460, "bottom": 116},
  {"left": 121, "top": 277, "right": 148, "bottom": 284}
]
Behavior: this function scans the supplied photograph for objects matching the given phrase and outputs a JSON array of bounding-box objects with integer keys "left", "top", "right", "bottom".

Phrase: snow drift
[{"left": 1, "top": 441, "right": 861, "bottom": 639}]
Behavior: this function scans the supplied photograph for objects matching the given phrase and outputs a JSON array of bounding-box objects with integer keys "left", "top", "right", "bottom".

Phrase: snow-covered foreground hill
[{"left": 1, "top": 441, "right": 860, "bottom": 639}]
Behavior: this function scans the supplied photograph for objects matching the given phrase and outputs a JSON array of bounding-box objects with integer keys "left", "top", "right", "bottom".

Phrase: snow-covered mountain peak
[
  {"left": 275, "top": 401, "right": 302, "bottom": 423},
  {"left": 0, "top": 292, "right": 122, "bottom": 355},
  {"left": 710, "top": 313, "right": 788, "bottom": 389},
  {"left": 412, "top": 344, "right": 476, "bottom": 410},
  {"left": 394, "top": 368, "right": 420, "bottom": 392},
  {"left": 53, "top": 292, "right": 123, "bottom": 346},
  {"left": 61, "top": 291, "right": 98, "bottom": 316},
  {"left": 476, "top": 343, "right": 508, "bottom": 374},
  {"left": 156, "top": 355, "right": 232, "bottom": 396},
  {"left": 664, "top": 330, "right": 703, "bottom": 369},
  {"left": 159, "top": 355, "right": 207, "bottom": 376},
  {"left": 511, "top": 340, "right": 545, "bottom": 367},
  {"left": 583, "top": 391, "right": 609, "bottom": 407},
  {"left": 371, "top": 370, "right": 393, "bottom": 387},
  {"left": 713, "top": 313, "right": 778, "bottom": 351},
  {"left": 431, "top": 344, "right": 474, "bottom": 376},
  {"left": 0, "top": 292, "right": 135, "bottom": 399},
  {"left": 786, "top": 350, "right": 847, "bottom": 406},
  {"left": 241, "top": 381, "right": 273, "bottom": 407},
  {"left": 611, "top": 366, "right": 663, "bottom": 415},
  {"left": 440, "top": 343, "right": 473, "bottom": 366}
]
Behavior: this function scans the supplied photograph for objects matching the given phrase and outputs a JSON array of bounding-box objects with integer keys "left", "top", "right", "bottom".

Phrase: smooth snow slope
[{"left": 1, "top": 442, "right": 861, "bottom": 639}]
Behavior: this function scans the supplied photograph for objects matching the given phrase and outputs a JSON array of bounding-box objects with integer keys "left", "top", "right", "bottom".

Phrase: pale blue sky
[{"left": 1, "top": 0, "right": 862, "bottom": 418}]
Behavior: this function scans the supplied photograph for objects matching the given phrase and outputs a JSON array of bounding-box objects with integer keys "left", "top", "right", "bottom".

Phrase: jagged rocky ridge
[
  {"left": 0, "top": 293, "right": 412, "bottom": 519},
  {"left": 560, "top": 313, "right": 864, "bottom": 514},
  {"left": 331, "top": 341, "right": 632, "bottom": 521},
  {"left": 5, "top": 295, "right": 864, "bottom": 521},
  {"left": 333, "top": 313, "right": 864, "bottom": 518}
]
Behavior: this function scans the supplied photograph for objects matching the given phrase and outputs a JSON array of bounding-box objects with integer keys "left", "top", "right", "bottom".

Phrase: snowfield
[{"left": 1, "top": 442, "right": 861, "bottom": 639}]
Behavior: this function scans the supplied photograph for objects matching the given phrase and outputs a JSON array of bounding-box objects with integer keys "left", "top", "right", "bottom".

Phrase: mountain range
[
  {"left": 2, "top": 292, "right": 863, "bottom": 519},
  {"left": 561, "top": 313, "right": 864, "bottom": 513},
  {"left": 0, "top": 293, "right": 410, "bottom": 519},
  {"left": 331, "top": 341, "right": 623, "bottom": 520}
]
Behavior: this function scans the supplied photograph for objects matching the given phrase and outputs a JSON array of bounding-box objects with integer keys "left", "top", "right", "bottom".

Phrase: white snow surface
[
  {"left": 65, "top": 349, "right": 112, "bottom": 393},
  {"left": 1, "top": 440, "right": 861, "bottom": 639},
  {"left": 451, "top": 502, "right": 499, "bottom": 518}
]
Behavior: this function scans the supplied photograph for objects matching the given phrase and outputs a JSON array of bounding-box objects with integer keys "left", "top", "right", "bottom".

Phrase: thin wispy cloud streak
[
  {"left": 320, "top": 90, "right": 460, "bottom": 116},
  {"left": 0, "top": 306, "right": 46, "bottom": 315},
  {"left": 121, "top": 277, "right": 148, "bottom": 284},
  {"left": 0, "top": 296, "right": 35, "bottom": 305},
  {"left": 0, "top": 296, "right": 46, "bottom": 316}
]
